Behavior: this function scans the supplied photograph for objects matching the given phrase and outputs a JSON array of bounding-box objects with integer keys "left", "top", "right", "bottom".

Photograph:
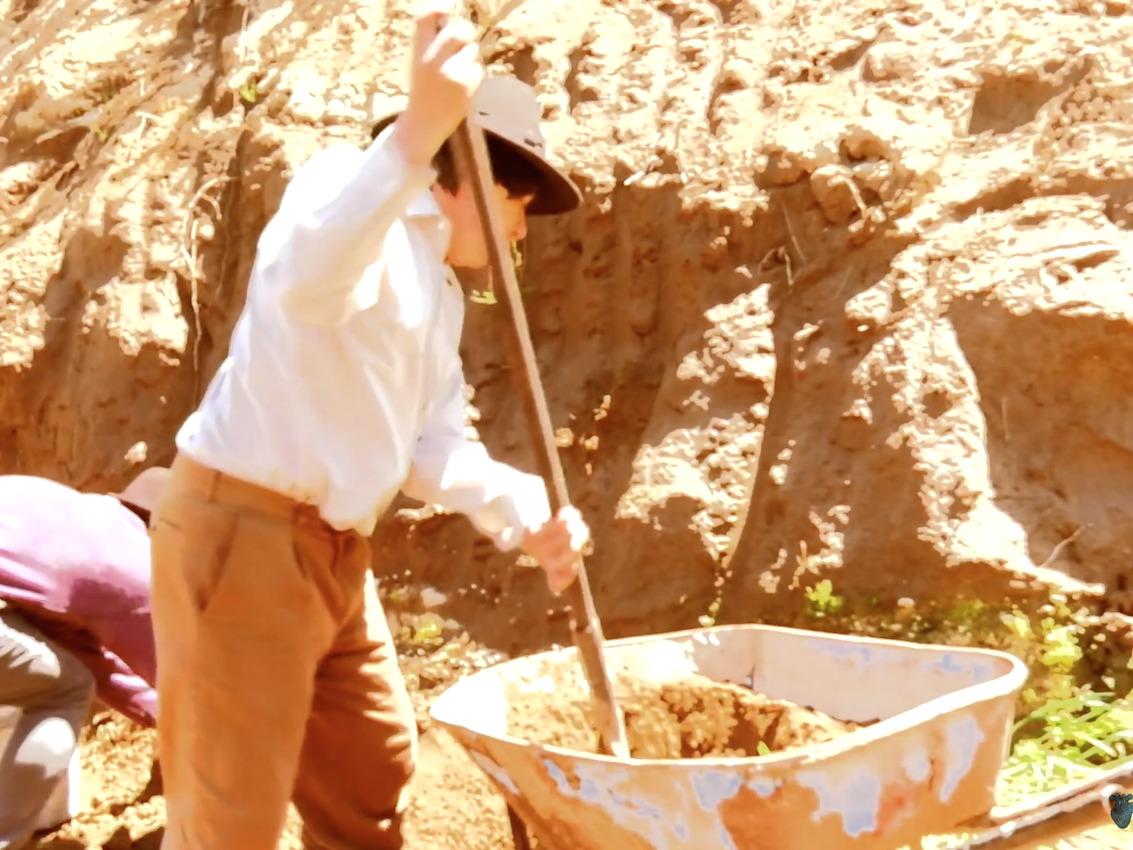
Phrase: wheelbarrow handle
[
  {"left": 956, "top": 759, "right": 1133, "bottom": 847},
  {"left": 447, "top": 115, "right": 629, "bottom": 759}
]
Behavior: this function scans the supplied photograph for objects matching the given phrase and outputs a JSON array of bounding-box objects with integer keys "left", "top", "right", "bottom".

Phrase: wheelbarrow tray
[{"left": 430, "top": 623, "right": 1028, "bottom": 850}]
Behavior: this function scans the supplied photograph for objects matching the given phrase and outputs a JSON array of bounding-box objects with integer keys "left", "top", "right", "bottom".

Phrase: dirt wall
[{"left": 4, "top": 0, "right": 1133, "bottom": 656}]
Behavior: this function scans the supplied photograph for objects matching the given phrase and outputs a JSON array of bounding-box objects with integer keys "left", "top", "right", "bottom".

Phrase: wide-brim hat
[
  {"left": 110, "top": 466, "right": 170, "bottom": 515},
  {"left": 373, "top": 75, "right": 581, "bottom": 216}
]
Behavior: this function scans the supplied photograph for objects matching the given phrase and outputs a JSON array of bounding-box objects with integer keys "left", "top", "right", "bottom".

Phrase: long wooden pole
[
  {"left": 449, "top": 116, "right": 630, "bottom": 759},
  {"left": 449, "top": 116, "right": 629, "bottom": 849}
]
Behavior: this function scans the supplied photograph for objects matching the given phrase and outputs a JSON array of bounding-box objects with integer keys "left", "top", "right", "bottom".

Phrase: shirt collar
[
  {"left": 406, "top": 188, "right": 443, "bottom": 220},
  {"left": 405, "top": 186, "right": 453, "bottom": 262}
]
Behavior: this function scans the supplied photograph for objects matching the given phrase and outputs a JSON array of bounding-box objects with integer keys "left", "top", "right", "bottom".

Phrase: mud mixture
[{"left": 508, "top": 672, "right": 856, "bottom": 759}]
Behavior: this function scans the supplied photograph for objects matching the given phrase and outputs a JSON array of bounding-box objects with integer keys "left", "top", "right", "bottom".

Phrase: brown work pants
[{"left": 151, "top": 455, "right": 415, "bottom": 850}]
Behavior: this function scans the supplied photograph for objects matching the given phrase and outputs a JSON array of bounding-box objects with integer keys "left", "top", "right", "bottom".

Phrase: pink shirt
[{"left": 0, "top": 475, "right": 156, "bottom": 726}]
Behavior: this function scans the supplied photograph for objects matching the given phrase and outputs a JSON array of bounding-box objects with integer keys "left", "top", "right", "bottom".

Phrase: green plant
[
  {"left": 947, "top": 598, "right": 986, "bottom": 625},
  {"left": 804, "top": 579, "right": 844, "bottom": 618},
  {"left": 399, "top": 613, "right": 446, "bottom": 648},
  {"left": 384, "top": 585, "right": 414, "bottom": 607},
  {"left": 238, "top": 77, "right": 258, "bottom": 105},
  {"left": 1041, "top": 623, "right": 1084, "bottom": 671},
  {"left": 997, "top": 691, "right": 1133, "bottom": 806},
  {"left": 987, "top": 609, "right": 1087, "bottom": 711},
  {"left": 790, "top": 591, "right": 1133, "bottom": 821}
]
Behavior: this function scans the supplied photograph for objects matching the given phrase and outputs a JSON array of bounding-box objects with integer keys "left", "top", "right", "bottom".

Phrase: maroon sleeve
[{"left": 72, "top": 642, "right": 158, "bottom": 727}]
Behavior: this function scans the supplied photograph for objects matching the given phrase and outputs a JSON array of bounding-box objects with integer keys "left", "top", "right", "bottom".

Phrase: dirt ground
[
  {"left": 28, "top": 711, "right": 509, "bottom": 850},
  {"left": 30, "top": 650, "right": 1122, "bottom": 850},
  {"left": 30, "top": 639, "right": 515, "bottom": 850}
]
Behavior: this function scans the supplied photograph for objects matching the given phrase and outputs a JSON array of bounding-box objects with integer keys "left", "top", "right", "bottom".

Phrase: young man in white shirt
[{"left": 150, "top": 8, "right": 589, "bottom": 850}]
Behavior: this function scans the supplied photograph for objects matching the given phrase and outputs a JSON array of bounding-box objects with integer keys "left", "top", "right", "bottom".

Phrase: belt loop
[{"left": 333, "top": 527, "right": 345, "bottom": 567}]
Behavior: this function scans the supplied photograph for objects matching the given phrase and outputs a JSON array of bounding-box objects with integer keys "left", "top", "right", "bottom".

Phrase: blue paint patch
[
  {"left": 812, "top": 641, "right": 878, "bottom": 668},
  {"left": 609, "top": 788, "right": 663, "bottom": 821},
  {"left": 837, "top": 775, "right": 882, "bottom": 837},
  {"left": 542, "top": 759, "right": 574, "bottom": 796},
  {"left": 717, "top": 824, "right": 740, "bottom": 850},
  {"left": 969, "top": 662, "right": 995, "bottom": 683},
  {"left": 797, "top": 769, "right": 882, "bottom": 838},
  {"left": 749, "top": 777, "right": 778, "bottom": 798},
  {"left": 468, "top": 752, "right": 519, "bottom": 794},
  {"left": 675, "top": 817, "right": 690, "bottom": 840},
  {"left": 579, "top": 777, "right": 603, "bottom": 805},
  {"left": 935, "top": 653, "right": 965, "bottom": 675},
  {"left": 843, "top": 797, "right": 879, "bottom": 836},
  {"left": 692, "top": 772, "right": 743, "bottom": 810},
  {"left": 941, "top": 716, "right": 984, "bottom": 802}
]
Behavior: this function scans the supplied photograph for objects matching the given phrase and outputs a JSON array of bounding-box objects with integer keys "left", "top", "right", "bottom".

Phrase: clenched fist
[
  {"left": 391, "top": 1, "right": 485, "bottom": 166},
  {"left": 521, "top": 506, "right": 589, "bottom": 595}
]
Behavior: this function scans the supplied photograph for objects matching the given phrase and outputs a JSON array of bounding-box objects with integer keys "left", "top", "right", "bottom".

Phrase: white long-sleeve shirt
[{"left": 175, "top": 130, "right": 550, "bottom": 547}]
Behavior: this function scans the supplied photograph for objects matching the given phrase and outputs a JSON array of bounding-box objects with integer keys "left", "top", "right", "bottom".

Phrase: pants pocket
[{"left": 152, "top": 496, "right": 240, "bottom": 618}]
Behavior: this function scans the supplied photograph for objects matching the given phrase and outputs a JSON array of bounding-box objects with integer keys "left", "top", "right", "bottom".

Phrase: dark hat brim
[{"left": 372, "top": 113, "right": 581, "bottom": 216}]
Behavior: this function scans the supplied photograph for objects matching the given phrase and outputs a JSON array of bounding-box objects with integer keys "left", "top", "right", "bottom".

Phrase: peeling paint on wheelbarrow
[{"left": 430, "top": 624, "right": 1028, "bottom": 850}]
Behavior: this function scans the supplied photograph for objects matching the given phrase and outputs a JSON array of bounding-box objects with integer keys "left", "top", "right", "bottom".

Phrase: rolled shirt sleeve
[
  {"left": 255, "top": 127, "right": 436, "bottom": 326},
  {"left": 402, "top": 360, "right": 551, "bottom": 551},
  {"left": 88, "top": 650, "right": 158, "bottom": 728},
  {"left": 42, "top": 624, "right": 157, "bottom": 728}
]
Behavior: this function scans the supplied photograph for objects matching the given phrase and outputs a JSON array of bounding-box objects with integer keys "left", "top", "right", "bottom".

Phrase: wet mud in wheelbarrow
[
  {"left": 508, "top": 665, "right": 867, "bottom": 759},
  {"left": 431, "top": 624, "right": 1028, "bottom": 850}
]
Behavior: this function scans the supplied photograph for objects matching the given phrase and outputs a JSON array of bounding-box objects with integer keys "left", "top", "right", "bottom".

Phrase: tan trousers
[
  {"left": 0, "top": 611, "right": 92, "bottom": 850},
  {"left": 151, "top": 455, "right": 416, "bottom": 850}
]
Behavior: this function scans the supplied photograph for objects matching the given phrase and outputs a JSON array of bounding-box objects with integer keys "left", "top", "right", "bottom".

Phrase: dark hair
[
  {"left": 370, "top": 119, "right": 543, "bottom": 200},
  {"left": 433, "top": 135, "right": 544, "bottom": 200}
]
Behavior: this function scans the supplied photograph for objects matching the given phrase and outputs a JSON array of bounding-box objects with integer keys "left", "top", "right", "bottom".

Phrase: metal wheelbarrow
[{"left": 431, "top": 623, "right": 1030, "bottom": 850}]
